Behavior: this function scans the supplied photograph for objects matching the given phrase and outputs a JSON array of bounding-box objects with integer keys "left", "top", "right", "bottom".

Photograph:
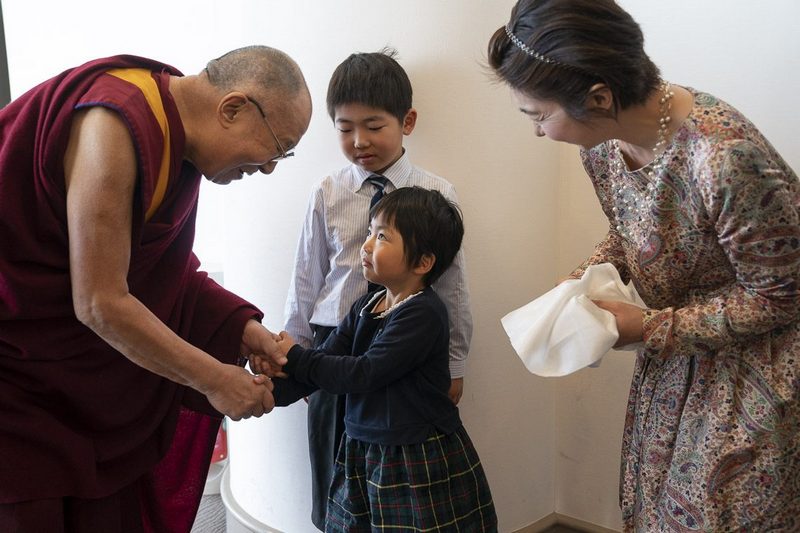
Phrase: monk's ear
[{"left": 218, "top": 92, "right": 249, "bottom": 127}]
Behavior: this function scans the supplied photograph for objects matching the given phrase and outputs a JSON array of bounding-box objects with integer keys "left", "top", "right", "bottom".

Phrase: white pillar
[{"left": 224, "top": 403, "right": 314, "bottom": 532}]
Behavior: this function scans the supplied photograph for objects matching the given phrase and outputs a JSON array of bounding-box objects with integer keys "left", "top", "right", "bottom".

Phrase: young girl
[{"left": 259, "top": 187, "right": 496, "bottom": 532}]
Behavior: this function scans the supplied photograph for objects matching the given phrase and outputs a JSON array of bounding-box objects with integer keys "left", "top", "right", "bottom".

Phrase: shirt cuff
[{"left": 448, "top": 358, "right": 466, "bottom": 379}]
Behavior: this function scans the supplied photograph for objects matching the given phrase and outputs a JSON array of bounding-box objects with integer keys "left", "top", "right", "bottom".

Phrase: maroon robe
[{"left": 0, "top": 56, "right": 262, "bottom": 531}]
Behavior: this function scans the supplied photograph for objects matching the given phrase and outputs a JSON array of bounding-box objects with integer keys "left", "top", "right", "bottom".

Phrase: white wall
[
  {"left": 554, "top": 1, "right": 800, "bottom": 530},
  {"left": 4, "top": 0, "right": 797, "bottom": 531}
]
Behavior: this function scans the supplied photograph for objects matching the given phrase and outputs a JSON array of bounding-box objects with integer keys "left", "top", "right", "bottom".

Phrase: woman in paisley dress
[{"left": 488, "top": 0, "right": 799, "bottom": 531}]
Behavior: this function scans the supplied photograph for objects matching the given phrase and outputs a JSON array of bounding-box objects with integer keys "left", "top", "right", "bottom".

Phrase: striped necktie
[
  {"left": 366, "top": 175, "right": 388, "bottom": 294},
  {"left": 367, "top": 175, "right": 388, "bottom": 209}
]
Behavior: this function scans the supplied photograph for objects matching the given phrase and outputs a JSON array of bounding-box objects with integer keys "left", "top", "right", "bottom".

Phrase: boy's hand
[{"left": 448, "top": 377, "right": 464, "bottom": 405}]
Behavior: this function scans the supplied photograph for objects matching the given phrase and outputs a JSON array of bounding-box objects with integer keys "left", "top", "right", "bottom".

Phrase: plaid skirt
[{"left": 325, "top": 425, "right": 497, "bottom": 532}]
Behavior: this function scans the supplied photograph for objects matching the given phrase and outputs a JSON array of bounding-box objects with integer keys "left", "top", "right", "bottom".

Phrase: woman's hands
[{"left": 593, "top": 300, "right": 644, "bottom": 347}]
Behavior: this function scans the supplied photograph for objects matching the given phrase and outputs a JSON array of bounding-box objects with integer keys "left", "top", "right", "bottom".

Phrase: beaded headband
[{"left": 504, "top": 24, "right": 558, "bottom": 65}]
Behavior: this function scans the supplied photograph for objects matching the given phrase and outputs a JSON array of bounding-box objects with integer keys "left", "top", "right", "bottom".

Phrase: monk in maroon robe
[{"left": 0, "top": 47, "right": 312, "bottom": 532}]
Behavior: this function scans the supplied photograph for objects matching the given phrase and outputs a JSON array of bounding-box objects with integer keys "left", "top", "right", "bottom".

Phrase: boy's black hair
[
  {"left": 326, "top": 47, "right": 412, "bottom": 123},
  {"left": 370, "top": 187, "right": 464, "bottom": 286}
]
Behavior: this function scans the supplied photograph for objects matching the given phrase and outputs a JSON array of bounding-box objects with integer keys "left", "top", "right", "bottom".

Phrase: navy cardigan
[{"left": 272, "top": 286, "right": 461, "bottom": 445}]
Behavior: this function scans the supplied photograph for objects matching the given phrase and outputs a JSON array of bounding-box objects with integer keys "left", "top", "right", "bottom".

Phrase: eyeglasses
[{"left": 245, "top": 96, "right": 295, "bottom": 162}]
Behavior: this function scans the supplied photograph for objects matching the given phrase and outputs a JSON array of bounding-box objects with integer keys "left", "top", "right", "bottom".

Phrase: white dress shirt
[{"left": 283, "top": 152, "right": 472, "bottom": 377}]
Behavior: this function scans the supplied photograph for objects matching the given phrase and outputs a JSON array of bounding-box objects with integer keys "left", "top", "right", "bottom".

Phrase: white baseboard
[{"left": 513, "top": 512, "right": 621, "bottom": 533}]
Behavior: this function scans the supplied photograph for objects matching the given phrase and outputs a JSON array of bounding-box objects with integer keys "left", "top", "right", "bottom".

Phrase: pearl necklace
[
  {"left": 610, "top": 80, "right": 674, "bottom": 237},
  {"left": 365, "top": 289, "right": 424, "bottom": 320}
]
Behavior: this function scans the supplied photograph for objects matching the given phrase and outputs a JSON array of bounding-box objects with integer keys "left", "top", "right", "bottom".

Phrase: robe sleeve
[{"left": 179, "top": 266, "right": 263, "bottom": 417}]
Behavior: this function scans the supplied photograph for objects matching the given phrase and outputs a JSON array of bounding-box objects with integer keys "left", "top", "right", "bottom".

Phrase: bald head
[
  {"left": 203, "top": 44, "right": 311, "bottom": 154},
  {"left": 175, "top": 45, "right": 310, "bottom": 182},
  {"left": 205, "top": 45, "right": 308, "bottom": 101}
]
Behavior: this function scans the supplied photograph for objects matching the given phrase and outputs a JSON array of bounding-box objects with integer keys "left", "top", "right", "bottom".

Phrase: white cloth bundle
[{"left": 501, "top": 263, "right": 646, "bottom": 377}]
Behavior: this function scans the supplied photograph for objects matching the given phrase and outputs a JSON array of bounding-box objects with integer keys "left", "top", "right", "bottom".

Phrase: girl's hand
[
  {"left": 241, "top": 320, "right": 287, "bottom": 378},
  {"left": 276, "top": 331, "right": 297, "bottom": 358},
  {"left": 592, "top": 300, "right": 644, "bottom": 347}
]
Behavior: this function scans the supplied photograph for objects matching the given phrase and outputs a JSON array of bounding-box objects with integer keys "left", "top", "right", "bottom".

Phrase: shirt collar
[{"left": 350, "top": 150, "right": 412, "bottom": 192}]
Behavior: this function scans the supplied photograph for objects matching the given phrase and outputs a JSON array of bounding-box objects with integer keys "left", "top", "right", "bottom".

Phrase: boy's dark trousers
[{"left": 306, "top": 324, "right": 344, "bottom": 531}]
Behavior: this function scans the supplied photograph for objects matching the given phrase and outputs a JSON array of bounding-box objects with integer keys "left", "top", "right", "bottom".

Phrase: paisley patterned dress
[{"left": 576, "top": 89, "right": 800, "bottom": 532}]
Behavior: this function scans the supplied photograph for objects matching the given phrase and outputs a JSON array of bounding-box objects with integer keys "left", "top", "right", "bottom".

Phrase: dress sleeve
[
  {"left": 569, "top": 231, "right": 629, "bottom": 280},
  {"left": 643, "top": 140, "right": 800, "bottom": 358},
  {"left": 569, "top": 149, "right": 630, "bottom": 280}
]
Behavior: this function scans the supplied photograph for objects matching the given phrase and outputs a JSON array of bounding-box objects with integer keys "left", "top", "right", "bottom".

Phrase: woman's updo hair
[{"left": 488, "top": 0, "right": 661, "bottom": 120}]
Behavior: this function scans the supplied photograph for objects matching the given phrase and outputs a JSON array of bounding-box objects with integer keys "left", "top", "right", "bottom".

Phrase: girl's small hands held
[
  {"left": 249, "top": 354, "right": 285, "bottom": 379},
  {"left": 592, "top": 299, "right": 644, "bottom": 348},
  {"left": 240, "top": 320, "right": 288, "bottom": 378},
  {"left": 265, "top": 360, "right": 288, "bottom": 379},
  {"left": 252, "top": 372, "right": 274, "bottom": 390},
  {"left": 275, "top": 330, "right": 297, "bottom": 357},
  {"left": 248, "top": 354, "right": 266, "bottom": 375}
]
